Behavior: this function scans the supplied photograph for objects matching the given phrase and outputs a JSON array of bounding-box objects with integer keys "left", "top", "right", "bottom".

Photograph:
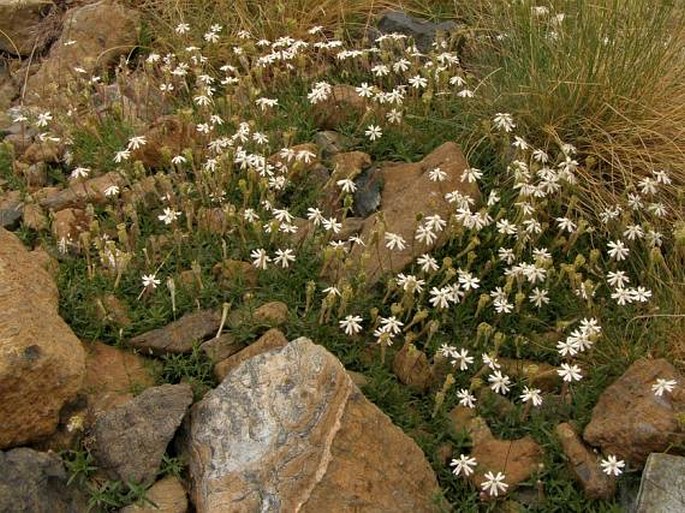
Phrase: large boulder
[
  {"left": 346, "top": 141, "right": 478, "bottom": 285},
  {"left": 0, "top": 228, "right": 85, "bottom": 448},
  {"left": 583, "top": 358, "right": 685, "bottom": 466},
  {"left": 0, "top": 447, "right": 87, "bottom": 513},
  {"left": 188, "top": 337, "right": 441, "bottom": 513},
  {"left": 0, "top": 0, "right": 54, "bottom": 56},
  {"left": 88, "top": 383, "right": 193, "bottom": 484},
  {"left": 26, "top": 0, "right": 140, "bottom": 99}
]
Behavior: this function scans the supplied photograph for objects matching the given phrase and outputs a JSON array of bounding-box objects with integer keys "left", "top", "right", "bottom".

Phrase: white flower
[
  {"left": 339, "top": 315, "right": 363, "bottom": 335},
  {"left": 113, "top": 150, "right": 130, "bottom": 163},
  {"left": 488, "top": 370, "right": 511, "bottom": 394},
  {"left": 306, "top": 207, "right": 324, "bottom": 226},
  {"left": 408, "top": 74, "right": 428, "bottom": 89},
  {"left": 386, "top": 108, "right": 403, "bottom": 124},
  {"left": 365, "top": 125, "right": 383, "bottom": 141},
  {"left": 651, "top": 378, "right": 677, "bottom": 397},
  {"left": 557, "top": 363, "right": 583, "bottom": 382},
  {"left": 396, "top": 274, "right": 425, "bottom": 294},
  {"left": 607, "top": 271, "right": 630, "bottom": 288},
  {"left": 457, "top": 271, "right": 480, "bottom": 291},
  {"left": 456, "top": 388, "right": 476, "bottom": 408},
  {"left": 450, "top": 454, "right": 477, "bottom": 477},
  {"left": 175, "top": 22, "right": 190, "bottom": 34},
  {"left": 322, "top": 217, "right": 342, "bottom": 234},
  {"left": 415, "top": 225, "right": 438, "bottom": 245},
  {"left": 336, "top": 178, "right": 357, "bottom": 193},
  {"left": 607, "top": 240, "right": 629, "bottom": 261},
  {"left": 600, "top": 455, "right": 625, "bottom": 477},
  {"left": 127, "top": 135, "right": 147, "bottom": 150},
  {"left": 481, "top": 471, "right": 509, "bottom": 496},
  {"left": 355, "top": 82, "right": 374, "bottom": 98},
  {"left": 417, "top": 253, "right": 439, "bottom": 273},
  {"left": 158, "top": 207, "right": 181, "bottom": 225},
  {"left": 428, "top": 167, "right": 447, "bottom": 182},
  {"left": 171, "top": 155, "right": 187, "bottom": 165},
  {"left": 482, "top": 353, "right": 501, "bottom": 370},
  {"left": 250, "top": 248, "right": 271, "bottom": 270},
  {"left": 36, "top": 111, "right": 53, "bottom": 127},
  {"left": 104, "top": 185, "right": 120, "bottom": 197},
  {"left": 520, "top": 387, "right": 543, "bottom": 406},
  {"left": 384, "top": 232, "right": 407, "bottom": 251},
  {"left": 493, "top": 112, "right": 515, "bottom": 132},
  {"left": 556, "top": 217, "right": 577, "bottom": 233},
  {"left": 529, "top": 287, "right": 550, "bottom": 308},
  {"left": 429, "top": 287, "right": 452, "bottom": 309},
  {"left": 379, "top": 316, "right": 404, "bottom": 335},
  {"left": 273, "top": 248, "right": 296, "bottom": 268},
  {"left": 70, "top": 167, "right": 90, "bottom": 180},
  {"left": 450, "top": 348, "right": 473, "bottom": 371},
  {"left": 461, "top": 167, "right": 483, "bottom": 183},
  {"left": 141, "top": 273, "right": 161, "bottom": 288}
]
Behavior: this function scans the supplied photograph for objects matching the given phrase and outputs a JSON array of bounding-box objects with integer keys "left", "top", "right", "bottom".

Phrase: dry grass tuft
[{"left": 461, "top": 0, "right": 685, "bottom": 220}]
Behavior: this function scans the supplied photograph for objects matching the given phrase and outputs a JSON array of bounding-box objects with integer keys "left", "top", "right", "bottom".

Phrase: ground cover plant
[{"left": 4, "top": 0, "right": 684, "bottom": 510}]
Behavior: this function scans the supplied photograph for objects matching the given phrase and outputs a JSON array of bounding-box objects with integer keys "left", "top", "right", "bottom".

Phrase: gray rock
[
  {"left": 376, "top": 11, "right": 457, "bottom": 53},
  {"left": 89, "top": 383, "right": 193, "bottom": 484},
  {"left": 636, "top": 453, "right": 685, "bottom": 512},
  {"left": 352, "top": 166, "right": 383, "bottom": 217},
  {"left": 0, "top": 190, "right": 23, "bottom": 229},
  {"left": 188, "top": 337, "right": 441, "bottom": 513},
  {"left": 0, "top": 447, "right": 87, "bottom": 513},
  {"left": 129, "top": 310, "right": 221, "bottom": 356}
]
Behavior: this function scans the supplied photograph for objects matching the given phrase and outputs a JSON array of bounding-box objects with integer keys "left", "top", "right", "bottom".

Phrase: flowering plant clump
[{"left": 11, "top": 5, "right": 681, "bottom": 509}]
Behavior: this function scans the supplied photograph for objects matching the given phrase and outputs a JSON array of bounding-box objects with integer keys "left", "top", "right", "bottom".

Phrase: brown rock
[
  {"left": 555, "top": 423, "right": 615, "bottom": 500},
  {"left": 189, "top": 337, "right": 441, "bottom": 513},
  {"left": 312, "top": 84, "right": 368, "bottom": 130},
  {"left": 330, "top": 151, "right": 372, "bottom": 181},
  {"left": 200, "top": 333, "right": 244, "bottom": 363},
  {"left": 197, "top": 207, "right": 230, "bottom": 235},
  {"left": 213, "top": 328, "right": 288, "bottom": 381},
  {"left": 83, "top": 341, "right": 156, "bottom": 414},
  {"left": 132, "top": 116, "right": 195, "bottom": 169},
  {"left": 347, "top": 370, "right": 369, "bottom": 388},
  {"left": 393, "top": 342, "right": 433, "bottom": 392},
  {"left": 499, "top": 358, "right": 561, "bottom": 392},
  {"left": 21, "top": 140, "right": 61, "bottom": 164},
  {"left": 227, "top": 301, "right": 289, "bottom": 329},
  {"left": 458, "top": 415, "right": 543, "bottom": 494},
  {"left": 89, "top": 384, "right": 193, "bottom": 484},
  {"left": 129, "top": 310, "right": 221, "bottom": 356},
  {"left": 250, "top": 301, "right": 289, "bottom": 326},
  {"left": 95, "top": 294, "right": 132, "bottom": 328},
  {"left": 314, "top": 130, "right": 354, "bottom": 159},
  {"left": 0, "top": 228, "right": 85, "bottom": 448},
  {"left": 346, "top": 142, "right": 478, "bottom": 285},
  {"left": 51, "top": 207, "right": 90, "bottom": 245},
  {"left": 213, "top": 259, "right": 258, "bottom": 289},
  {"left": 448, "top": 405, "right": 476, "bottom": 434},
  {"left": 40, "top": 171, "right": 124, "bottom": 211},
  {"left": 26, "top": 1, "right": 140, "bottom": 99},
  {"left": 583, "top": 358, "right": 685, "bottom": 466},
  {"left": 21, "top": 202, "right": 48, "bottom": 231},
  {"left": 119, "top": 475, "right": 188, "bottom": 513},
  {"left": 0, "top": 0, "right": 54, "bottom": 56}
]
